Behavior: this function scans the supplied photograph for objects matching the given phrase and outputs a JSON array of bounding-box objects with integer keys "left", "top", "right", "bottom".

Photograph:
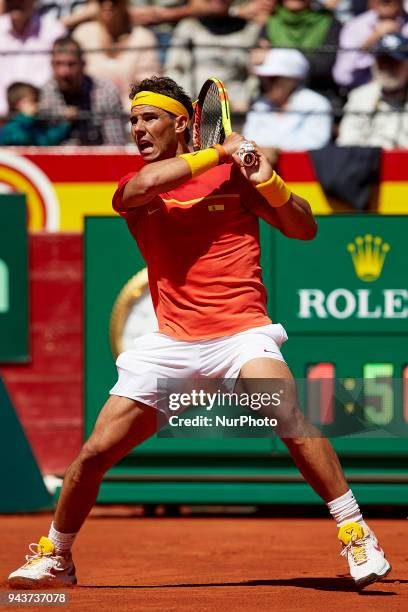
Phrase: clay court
[{"left": 0, "top": 514, "right": 406, "bottom": 611}]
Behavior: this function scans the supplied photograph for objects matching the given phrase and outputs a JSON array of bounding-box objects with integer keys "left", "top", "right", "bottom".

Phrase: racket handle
[
  {"left": 240, "top": 151, "right": 257, "bottom": 167},
  {"left": 238, "top": 142, "right": 257, "bottom": 167}
]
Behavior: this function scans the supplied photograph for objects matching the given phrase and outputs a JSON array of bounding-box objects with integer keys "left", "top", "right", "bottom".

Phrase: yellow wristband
[
  {"left": 256, "top": 172, "right": 291, "bottom": 208},
  {"left": 179, "top": 148, "right": 219, "bottom": 179}
]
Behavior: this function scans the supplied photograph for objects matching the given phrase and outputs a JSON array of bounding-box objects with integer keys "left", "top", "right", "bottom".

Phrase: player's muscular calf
[
  {"left": 240, "top": 358, "right": 349, "bottom": 502},
  {"left": 54, "top": 396, "right": 158, "bottom": 534}
]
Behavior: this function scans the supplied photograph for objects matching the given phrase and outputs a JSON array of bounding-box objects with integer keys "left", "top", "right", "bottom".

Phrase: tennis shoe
[
  {"left": 338, "top": 522, "right": 391, "bottom": 588},
  {"left": 8, "top": 536, "right": 76, "bottom": 589}
]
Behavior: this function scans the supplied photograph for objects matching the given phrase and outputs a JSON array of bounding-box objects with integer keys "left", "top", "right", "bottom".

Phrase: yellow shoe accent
[
  {"left": 24, "top": 537, "right": 55, "bottom": 568},
  {"left": 338, "top": 522, "right": 365, "bottom": 546},
  {"left": 339, "top": 522, "right": 368, "bottom": 566},
  {"left": 37, "top": 537, "right": 55, "bottom": 555}
]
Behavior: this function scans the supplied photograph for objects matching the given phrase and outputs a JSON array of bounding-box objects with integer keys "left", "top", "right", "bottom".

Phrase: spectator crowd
[{"left": 0, "top": 0, "right": 407, "bottom": 150}]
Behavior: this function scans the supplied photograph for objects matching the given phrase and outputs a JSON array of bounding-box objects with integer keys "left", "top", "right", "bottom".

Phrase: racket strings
[{"left": 200, "top": 83, "right": 224, "bottom": 148}]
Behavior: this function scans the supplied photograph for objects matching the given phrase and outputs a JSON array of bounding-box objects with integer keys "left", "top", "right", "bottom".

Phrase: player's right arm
[
  {"left": 120, "top": 139, "right": 243, "bottom": 211},
  {"left": 121, "top": 157, "right": 198, "bottom": 211},
  {"left": 119, "top": 134, "right": 260, "bottom": 212}
]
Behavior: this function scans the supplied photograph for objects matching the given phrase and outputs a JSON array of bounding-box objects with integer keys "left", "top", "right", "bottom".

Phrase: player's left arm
[
  {"left": 274, "top": 192, "right": 318, "bottom": 241},
  {"left": 230, "top": 137, "right": 317, "bottom": 241}
]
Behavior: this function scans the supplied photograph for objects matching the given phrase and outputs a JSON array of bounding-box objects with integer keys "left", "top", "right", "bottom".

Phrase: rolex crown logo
[{"left": 347, "top": 235, "right": 390, "bottom": 282}]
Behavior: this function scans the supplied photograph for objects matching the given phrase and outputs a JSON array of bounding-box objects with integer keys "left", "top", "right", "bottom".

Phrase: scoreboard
[
  {"left": 265, "top": 215, "right": 408, "bottom": 457},
  {"left": 85, "top": 215, "right": 408, "bottom": 504}
]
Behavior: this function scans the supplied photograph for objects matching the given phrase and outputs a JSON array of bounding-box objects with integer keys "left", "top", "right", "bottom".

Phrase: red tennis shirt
[{"left": 113, "top": 162, "right": 281, "bottom": 340}]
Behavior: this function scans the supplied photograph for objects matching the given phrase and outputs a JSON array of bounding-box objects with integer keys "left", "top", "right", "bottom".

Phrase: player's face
[{"left": 130, "top": 105, "right": 179, "bottom": 161}]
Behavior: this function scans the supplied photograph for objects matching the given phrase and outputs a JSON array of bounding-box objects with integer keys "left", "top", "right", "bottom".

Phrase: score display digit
[{"left": 363, "top": 363, "right": 394, "bottom": 426}]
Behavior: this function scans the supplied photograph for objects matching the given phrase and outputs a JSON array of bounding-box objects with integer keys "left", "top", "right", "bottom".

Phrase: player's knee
[
  {"left": 275, "top": 404, "right": 309, "bottom": 437},
  {"left": 77, "top": 441, "right": 113, "bottom": 476},
  {"left": 283, "top": 435, "right": 308, "bottom": 449}
]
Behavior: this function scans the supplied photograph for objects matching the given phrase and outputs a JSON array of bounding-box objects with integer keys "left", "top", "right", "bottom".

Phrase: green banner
[
  {"left": 0, "top": 375, "right": 51, "bottom": 512},
  {"left": 273, "top": 216, "right": 408, "bottom": 334},
  {"left": 0, "top": 195, "right": 29, "bottom": 362}
]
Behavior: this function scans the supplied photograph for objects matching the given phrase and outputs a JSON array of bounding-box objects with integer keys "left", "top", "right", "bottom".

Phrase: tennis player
[{"left": 9, "top": 76, "right": 390, "bottom": 590}]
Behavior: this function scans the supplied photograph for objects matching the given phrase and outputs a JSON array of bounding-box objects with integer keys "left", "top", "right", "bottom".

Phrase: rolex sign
[{"left": 273, "top": 216, "right": 408, "bottom": 334}]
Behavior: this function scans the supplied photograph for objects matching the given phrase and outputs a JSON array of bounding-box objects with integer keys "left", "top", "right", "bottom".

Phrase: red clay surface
[{"left": 0, "top": 514, "right": 406, "bottom": 611}]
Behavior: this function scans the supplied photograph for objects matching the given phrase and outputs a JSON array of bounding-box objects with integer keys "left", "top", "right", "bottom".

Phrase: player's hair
[
  {"left": 52, "top": 35, "right": 83, "bottom": 59},
  {"left": 129, "top": 76, "right": 194, "bottom": 119},
  {"left": 7, "top": 82, "right": 39, "bottom": 112}
]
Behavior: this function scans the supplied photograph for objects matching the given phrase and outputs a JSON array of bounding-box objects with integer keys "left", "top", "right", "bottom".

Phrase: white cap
[{"left": 254, "top": 49, "right": 309, "bottom": 79}]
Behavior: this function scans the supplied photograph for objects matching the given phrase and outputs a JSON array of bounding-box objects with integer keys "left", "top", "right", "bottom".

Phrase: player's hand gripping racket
[{"left": 192, "top": 77, "right": 256, "bottom": 167}]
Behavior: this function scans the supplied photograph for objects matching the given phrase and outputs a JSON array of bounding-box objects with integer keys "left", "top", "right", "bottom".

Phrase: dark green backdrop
[{"left": 0, "top": 195, "right": 29, "bottom": 363}]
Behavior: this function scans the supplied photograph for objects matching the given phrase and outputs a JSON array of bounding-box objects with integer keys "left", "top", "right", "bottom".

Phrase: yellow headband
[{"left": 131, "top": 91, "right": 189, "bottom": 117}]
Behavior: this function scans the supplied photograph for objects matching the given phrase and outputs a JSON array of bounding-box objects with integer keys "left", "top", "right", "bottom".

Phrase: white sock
[
  {"left": 48, "top": 522, "right": 77, "bottom": 555},
  {"left": 327, "top": 489, "right": 366, "bottom": 528}
]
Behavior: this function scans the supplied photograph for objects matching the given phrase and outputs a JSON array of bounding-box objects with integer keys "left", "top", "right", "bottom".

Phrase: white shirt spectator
[
  {"left": 243, "top": 88, "right": 332, "bottom": 151},
  {"left": 0, "top": 12, "right": 65, "bottom": 116},
  {"left": 165, "top": 15, "right": 260, "bottom": 111},
  {"left": 337, "top": 81, "right": 408, "bottom": 148}
]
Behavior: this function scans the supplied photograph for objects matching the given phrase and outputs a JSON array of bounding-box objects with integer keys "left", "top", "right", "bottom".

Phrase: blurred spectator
[
  {"left": 128, "top": 0, "right": 276, "bottom": 27},
  {"left": 36, "top": 0, "right": 101, "bottom": 30},
  {"left": 39, "top": 35, "right": 127, "bottom": 144},
  {"left": 244, "top": 49, "right": 332, "bottom": 158},
  {"left": 36, "top": 1, "right": 213, "bottom": 39},
  {"left": 36, "top": 0, "right": 88, "bottom": 21},
  {"left": 337, "top": 33, "right": 408, "bottom": 147},
  {"left": 352, "top": 0, "right": 369, "bottom": 14},
  {"left": 128, "top": 0, "right": 203, "bottom": 60},
  {"left": 333, "top": 0, "right": 408, "bottom": 90},
  {"left": 128, "top": 0, "right": 223, "bottom": 63},
  {"left": 128, "top": 0, "right": 207, "bottom": 26},
  {"left": 165, "top": 0, "right": 262, "bottom": 111},
  {"left": 127, "top": 1, "right": 275, "bottom": 63},
  {"left": 256, "top": 0, "right": 341, "bottom": 102},
  {"left": 228, "top": 0, "right": 276, "bottom": 24},
  {"left": 73, "top": 0, "right": 160, "bottom": 109},
  {"left": 0, "top": 0, "right": 66, "bottom": 116},
  {"left": 314, "top": 0, "right": 353, "bottom": 24},
  {"left": 0, "top": 81, "right": 71, "bottom": 144}
]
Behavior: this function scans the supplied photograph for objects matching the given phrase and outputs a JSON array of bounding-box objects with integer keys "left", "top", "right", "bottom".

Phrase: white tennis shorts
[{"left": 109, "top": 323, "right": 288, "bottom": 410}]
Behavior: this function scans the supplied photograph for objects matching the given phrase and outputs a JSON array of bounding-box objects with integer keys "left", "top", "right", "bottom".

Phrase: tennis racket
[{"left": 192, "top": 77, "right": 256, "bottom": 167}]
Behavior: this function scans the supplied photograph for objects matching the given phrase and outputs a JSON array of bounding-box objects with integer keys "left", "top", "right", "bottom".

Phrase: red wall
[{"left": 0, "top": 234, "right": 83, "bottom": 475}]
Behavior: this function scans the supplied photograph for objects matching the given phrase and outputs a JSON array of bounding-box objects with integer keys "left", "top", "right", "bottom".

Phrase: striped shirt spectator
[{"left": 39, "top": 36, "right": 127, "bottom": 145}]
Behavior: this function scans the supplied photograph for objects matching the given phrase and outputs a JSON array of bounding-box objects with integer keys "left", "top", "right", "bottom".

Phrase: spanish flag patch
[{"left": 208, "top": 204, "right": 224, "bottom": 212}]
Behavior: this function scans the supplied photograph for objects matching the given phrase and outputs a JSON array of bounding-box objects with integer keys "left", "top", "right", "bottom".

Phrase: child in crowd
[{"left": 0, "top": 82, "right": 74, "bottom": 146}]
